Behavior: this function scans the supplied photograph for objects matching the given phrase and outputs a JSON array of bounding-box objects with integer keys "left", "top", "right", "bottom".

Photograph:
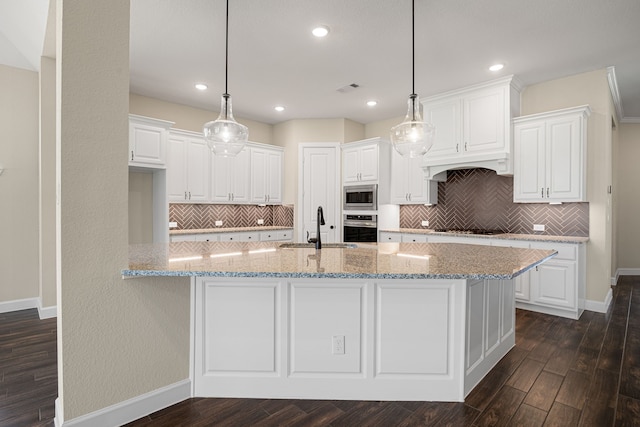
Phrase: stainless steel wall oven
[{"left": 343, "top": 214, "right": 377, "bottom": 242}]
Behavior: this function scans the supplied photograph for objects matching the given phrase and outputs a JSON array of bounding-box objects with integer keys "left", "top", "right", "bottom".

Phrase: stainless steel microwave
[{"left": 343, "top": 184, "right": 377, "bottom": 210}]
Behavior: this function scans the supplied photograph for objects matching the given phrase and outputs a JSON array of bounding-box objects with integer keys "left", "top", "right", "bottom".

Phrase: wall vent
[{"left": 337, "top": 83, "right": 360, "bottom": 93}]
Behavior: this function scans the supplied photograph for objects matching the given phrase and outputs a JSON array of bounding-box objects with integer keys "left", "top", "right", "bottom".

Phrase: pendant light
[
  {"left": 390, "top": 0, "right": 435, "bottom": 158},
  {"left": 203, "top": 0, "right": 248, "bottom": 157}
]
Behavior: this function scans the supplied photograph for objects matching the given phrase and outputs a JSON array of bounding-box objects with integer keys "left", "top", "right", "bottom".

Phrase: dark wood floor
[
  {"left": 0, "top": 308, "right": 57, "bottom": 427},
  {"left": 3, "top": 276, "right": 640, "bottom": 426}
]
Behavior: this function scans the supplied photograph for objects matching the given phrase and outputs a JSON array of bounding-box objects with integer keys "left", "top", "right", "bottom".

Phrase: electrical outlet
[
  {"left": 533, "top": 224, "right": 545, "bottom": 232},
  {"left": 168, "top": 221, "right": 178, "bottom": 228},
  {"left": 332, "top": 335, "right": 345, "bottom": 355},
  {"left": 215, "top": 220, "right": 223, "bottom": 227},
  {"left": 257, "top": 219, "right": 264, "bottom": 225},
  {"left": 421, "top": 220, "right": 429, "bottom": 227}
]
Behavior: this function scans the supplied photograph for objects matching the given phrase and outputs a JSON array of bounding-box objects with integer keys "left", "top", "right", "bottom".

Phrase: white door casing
[{"left": 298, "top": 143, "right": 341, "bottom": 243}]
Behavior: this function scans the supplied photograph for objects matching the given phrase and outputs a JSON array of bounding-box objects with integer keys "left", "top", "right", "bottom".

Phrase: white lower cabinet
[
  {"left": 171, "top": 229, "right": 294, "bottom": 243},
  {"left": 490, "top": 239, "right": 531, "bottom": 302},
  {"left": 401, "top": 233, "right": 428, "bottom": 243},
  {"left": 379, "top": 232, "right": 402, "bottom": 242}
]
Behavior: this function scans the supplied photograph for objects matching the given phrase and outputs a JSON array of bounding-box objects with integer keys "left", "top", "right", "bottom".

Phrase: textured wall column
[{"left": 56, "top": 0, "right": 189, "bottom": 422}]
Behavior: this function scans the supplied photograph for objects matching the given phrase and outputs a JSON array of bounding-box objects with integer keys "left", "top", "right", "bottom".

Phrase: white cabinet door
[
  {"left": 251, "top": 147, "right": 283, "bottom": 204},
  {"left": 231, "top": 148, "right": 250, "bottom": 203},
  {"left": 390, "top": 151, "right": 438, "bottom": 204},
  {"left": 359, "top": 144, "right": 378, "bottom": 182},
  {"left": 546, "top": 115, "right": 583, "bottom": 201},
  {"left": 423, "top": 98, "right": 461, "bottom": 159},
  {"left": 211, "top": 153, "right": 233, "bottom": 202},
  {"left": 129, "top": 115, "right": 172, "bottom": 168},
  {"left": 530, "top": 261, "right": 576, "bottom": 309},
  {"left": 342, "top": 148, "right": 360, "bottom": 183},
  {"left": 186, "top": 138, "right": 209, "bottom": 202},
  {"left": 463, "top": 86, "right": 506, "bottom": 155},
  {"left": 513, "top": 122, "right": 546, "bottom": 202},
  {"left": 167, "top": 131, "right": 209, "bottom": 202},
  {"left": 167, "top": 134, "right": 188, "bottom": 202}
]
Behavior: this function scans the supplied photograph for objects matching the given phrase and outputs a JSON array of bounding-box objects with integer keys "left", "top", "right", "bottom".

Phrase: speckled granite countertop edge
[
  {"left": 170, "top": 226, "right": 293, "bottom": 235},
  {"left": 381, "top": 228, "right": 589, "bottom": 244}
]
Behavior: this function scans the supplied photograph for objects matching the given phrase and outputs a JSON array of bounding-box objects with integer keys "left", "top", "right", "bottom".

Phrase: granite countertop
[
  {"left": 123, "top": 241, "right": 556, "bottom": 280},
  {"left": 381, "top": 228, "right": 589, "bottom": 244},
  {"left": 170, "top": 226, "right": 293, "bottom": 235}
]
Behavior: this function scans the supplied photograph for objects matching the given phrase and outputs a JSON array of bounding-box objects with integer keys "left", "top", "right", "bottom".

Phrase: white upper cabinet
[
  {"left": 342, "top": 138, "right": 391, "bottom": 204},
  {"left": 343, "top": 141, "right": 380, "bottom": 183},
  {"left": 421, "top": 76, "right": 521, "bottom": 179},
  {"left": 390, "top": 150, "right": 438, "bottom": 205},
  {"left": 513, "top": 105, "right": 590, "bottom": 203},
  {"left": 167, "top": 129, "right": 209, "bottom": 202},
  {"left": 128, "top": 114, "right": 173, "bottom": 168},
  {"left": 250, "top": 146, "right": 284, "bottom": 204},
  {"left": 210, "top": 147, "right": 250, "bottom": 203}
]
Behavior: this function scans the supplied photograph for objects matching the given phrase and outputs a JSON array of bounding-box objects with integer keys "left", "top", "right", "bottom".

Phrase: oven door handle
[{"left": 344, "top": 221, "right": 377, "bottom": 228}]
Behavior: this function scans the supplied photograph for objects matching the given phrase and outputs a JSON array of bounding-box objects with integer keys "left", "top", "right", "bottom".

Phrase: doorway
[{"left": 297, "top": 143, "right": 341, "bottom": 243}]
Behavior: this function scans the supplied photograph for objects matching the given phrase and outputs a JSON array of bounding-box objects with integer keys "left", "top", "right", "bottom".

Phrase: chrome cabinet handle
[
  {"left": 546, "top": 188, "right": 549, "bottom": 198},
  {"left": 465, "top": 142, "right": 468, "bottom": 151},
  {"left": 541, "top": 188, "right": 544, "bottom": 198},
  {"left": 456, "top": 144, "right": 459, "bottom": 152},
  {"left": 131, "top": 151, "right": 134, "bottom": 161},
  {"left": 188, "top": 191, "right": 191, "bottom": 200}
]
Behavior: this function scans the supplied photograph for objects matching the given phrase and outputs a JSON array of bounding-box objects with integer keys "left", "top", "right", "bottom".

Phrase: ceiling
[{"left": 3, "top": 0, "right": 640, "bottom": 125}]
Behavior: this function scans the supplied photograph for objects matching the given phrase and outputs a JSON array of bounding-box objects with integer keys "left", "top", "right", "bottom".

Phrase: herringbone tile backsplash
[
  {"left": 400, "top": 169, "right": 589, "bottom": 236},
  {"left": 170, "top": 204, "right": 294, "bottom": 229}
]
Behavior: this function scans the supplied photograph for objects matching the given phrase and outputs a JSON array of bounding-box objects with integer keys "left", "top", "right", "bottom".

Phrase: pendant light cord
[
  {"left": 411, "top": 0, "right": 415, "bottom": 97},
  {"left": 225, "top": 0, "right": 229, "bottom": 96}
]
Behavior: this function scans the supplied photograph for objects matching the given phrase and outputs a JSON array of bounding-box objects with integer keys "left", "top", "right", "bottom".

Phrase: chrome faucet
[{"left": 307, "top": 206, "right": 326, "bottom": 249}]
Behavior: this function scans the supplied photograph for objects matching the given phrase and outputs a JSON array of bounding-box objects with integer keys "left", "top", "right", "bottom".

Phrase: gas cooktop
[{"left": 433, "top": 229, "right": 505, "bottom": 235}]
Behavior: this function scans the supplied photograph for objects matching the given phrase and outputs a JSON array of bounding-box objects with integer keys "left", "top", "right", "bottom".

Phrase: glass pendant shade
[
  {"left": 390, "top": 94, "right": 435, "bottom": 158},
  {"left": 204, "top": 94, "right": 248, "bottom": 157}
]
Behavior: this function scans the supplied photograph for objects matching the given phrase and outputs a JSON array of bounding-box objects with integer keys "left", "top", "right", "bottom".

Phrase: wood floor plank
[
  {"left": 598, "top": 323, "right": 627, "bottom": 373},
  {"left": 358, "top": 402, "right": 413, "bottom": 427},
  {"left": 523, "top": 370, "right": 564, "bottom": 411},
  {"left": 494, "top": 346, "right": 529, "bottom": 375},
  {"left": 543, "top": 402, "right": 581, "bottom": 427},
  {"left": 543, "top": 346, "right": 578, "bottom": 376},
  {"left": 620, "top": 326, "right": 640, "bottom": 400},
  {"left": 615, "top": 395, "right": 640, "bottom": 427},
  {"left": 287, "top": 402, "right": 344, "bottom": 427},
  {"left": 473, "top": 385, "right": 526, "bottom": 427},
  {"left": 251, "top": 404, "right": 308, "bottom": 427},
  {"left": 506, "top": 358, "right": 545, "bottom": 392},
  {"left": 555, "top": 369, "right": 591, "bottom": 410},
  {"left": 509, "top": 403, "right": 548, "bottom": 427},
  {"left": 578, "top": 368, "right": 618, "bottom": 427},
  {"left": 572, "top": 345, "right": 599, "bottom": 375},
  {"left": 465, "top": 368, "right": 512, "bottom": 411}
]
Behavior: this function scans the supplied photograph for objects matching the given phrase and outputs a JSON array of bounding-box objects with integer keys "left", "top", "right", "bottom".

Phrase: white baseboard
[
  {"left": 38, "top": 302, "right": 57, "bottom": 319},
  {"left": 584, "top": 288, "right": 613, "bottom": 313},
  {"left": 616, "top": 268, "right": 640, "bottom": 277},
  {"left": 0, "top": 297, "right": 57, "bottom": 319},
  {"left": 0, "top": 297, "right": 39, "bottom": 314},
  {"left": 55, "top": 379, "right": 191, "bottom": 427}
]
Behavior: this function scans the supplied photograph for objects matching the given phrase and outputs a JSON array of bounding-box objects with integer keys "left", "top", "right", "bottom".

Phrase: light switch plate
[{"left": 533, "top": 224, "right": 545, "bottom": 231}]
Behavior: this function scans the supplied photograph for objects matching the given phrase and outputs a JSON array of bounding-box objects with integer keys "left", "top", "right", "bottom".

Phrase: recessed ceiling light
[
  {"left": 367, "top": 100, "right": 378, "bottom": 107},
  {"left": 489, "top": 63, "right": 504, "bottom": 72},
  {"left": 312, "top": 25, "right": 330, "bottom": 38},
  {"left": 195, "top": 83, "right": 208, "bottom": 90},
  {"left": 274, "top": 106, "right": 285, "bottom": 112}
]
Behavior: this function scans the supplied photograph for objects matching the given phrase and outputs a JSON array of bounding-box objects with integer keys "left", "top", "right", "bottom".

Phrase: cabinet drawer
[
  {"left": 194, "top": 234, "right": 218, "bottom": 242},
  {"left": 170, "top": 234, "right": 196, "bottom": 242},
  {"left": 218, "top": 232, "right": 260, "bottom": 242},
  {"left": 530, "top": 242, "right": 577, "bottom": 260},
  {"left": 402, "top": 234, "right": 428, "bottom": 243},
  {"left": 260, "top": 230, "right": 293, "bottom": 241},
  {"left": 379, "top": 232, "right": 402, "bottom": 242}
]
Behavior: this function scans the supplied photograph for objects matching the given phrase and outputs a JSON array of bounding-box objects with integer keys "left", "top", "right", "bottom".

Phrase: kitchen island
[{"left": 124, "top": 241, "right": 555, "bottom": 402}]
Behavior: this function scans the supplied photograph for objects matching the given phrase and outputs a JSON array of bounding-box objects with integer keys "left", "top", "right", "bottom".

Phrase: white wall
[
  {"left": 520, "top": 69, "right": 614, "bottom": 303},
  {"left": 129, "top": 93, "right": 274, "bottom": 145},
  {"left": 56, "top": 1, "right": 190, "bottom": 421},
  {"left": 128, "top": 171, "right": 154, "bottom": 244},
  {"left": 616, "top": 123, "right": 640, "bottom": 268},
  {"left": 0, "top": 64, "right": 40, "bottom": 304},
  {"left": 274, "top": 118, "right": 365, "bottom": 205}
]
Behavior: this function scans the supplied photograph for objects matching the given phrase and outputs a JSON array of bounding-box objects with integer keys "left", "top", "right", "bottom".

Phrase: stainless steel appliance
[
  {"left": 343, "top": 184, "right": 377, "bottom": 211},
  {"left": 343, "top": 214, "right": 377, "bottom": 242}
]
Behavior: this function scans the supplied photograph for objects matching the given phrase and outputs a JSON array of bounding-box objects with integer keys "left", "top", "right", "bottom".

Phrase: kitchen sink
[{"left": 278, "top": 243, "right": 358, "bottom": 249}]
